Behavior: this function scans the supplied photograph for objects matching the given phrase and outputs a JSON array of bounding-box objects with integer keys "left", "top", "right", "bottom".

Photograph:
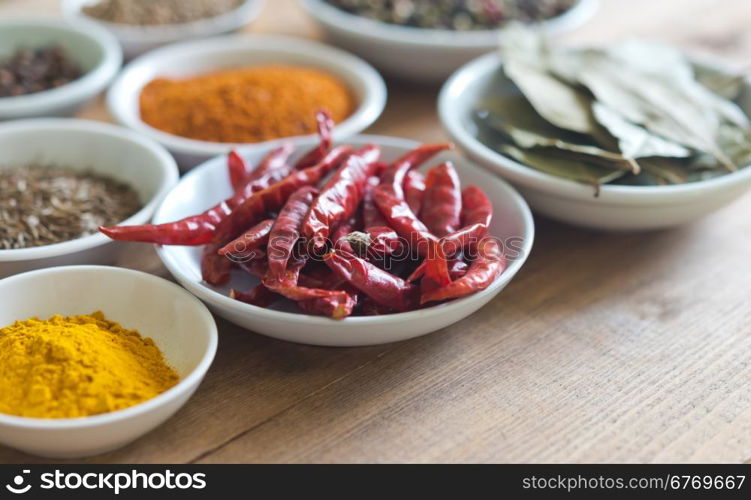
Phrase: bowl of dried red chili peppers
[{"left": 101, "top": 116, "right": 534, "bottom": 346}]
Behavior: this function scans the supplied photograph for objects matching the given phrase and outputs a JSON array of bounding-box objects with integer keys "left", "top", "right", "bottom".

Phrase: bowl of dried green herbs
[
  {"left": 439, "top": 27, "right": 751, "bottom": 230},
  {"left": 0, "top": 119, "right": 178, "bottom": 277}
]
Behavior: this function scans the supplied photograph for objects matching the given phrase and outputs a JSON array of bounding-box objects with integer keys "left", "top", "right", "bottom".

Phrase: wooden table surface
[{"left": 2, "top": 0, "right": 751, "bottom": 464}]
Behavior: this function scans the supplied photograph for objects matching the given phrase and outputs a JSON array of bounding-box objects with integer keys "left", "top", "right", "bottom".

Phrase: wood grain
[{"left": 1, "top": 0, "right": 750, "bottom": 464}]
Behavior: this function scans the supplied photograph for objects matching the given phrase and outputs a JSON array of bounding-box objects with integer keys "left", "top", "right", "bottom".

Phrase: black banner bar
[{"left": 0, "top": 465, "right": 747, "bottom": 498}]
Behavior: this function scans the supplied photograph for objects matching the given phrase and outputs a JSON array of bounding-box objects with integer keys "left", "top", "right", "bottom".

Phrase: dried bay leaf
[
  {"left": 638, "top": 160, "right": 689, "bottom": 185},
  {"left": 548, "top": 43, "right": 738, "bottom": 170},
  {"left": 477, "top": 93, "right": 579, "bottom": 139},
  {"left": 592, "top": 102, "right": 692, "bottom": 159},
  {"left": 477, "top": 91, "right": 618, "bottom": 149},
  {"left": 498, "top": 28, "right": 598, "bottom": 135},
  {"left": 490, "top": 120, "right": 639, "bottom": 173},
  {"left": 581, "top": 66, "right": 734, "bottom": 170},
  {"left": 637, "top": 157, "right": 733, "bottom": 185},
  {"left": 717, "top": 123, "right": 751, "bottom": 167},
  {"left": 487, "top": 27, "right": 751, "bottom": 187},
  {"left": 499, "top": 144, "right": 626, "bottom": 193},
  {"left": 502, "top": 58, "right": 597, "bottom": 134},
  {"left": 694, "top": 63, "right": 745, "bottom": 100}
]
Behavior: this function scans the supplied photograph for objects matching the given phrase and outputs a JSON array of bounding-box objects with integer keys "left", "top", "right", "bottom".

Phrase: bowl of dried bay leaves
[{"left": 439, "top": 26, "right": 751, "bottom": 231}]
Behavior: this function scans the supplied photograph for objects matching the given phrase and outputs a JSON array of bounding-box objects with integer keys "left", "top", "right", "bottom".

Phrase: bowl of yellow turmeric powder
[
  {"left": 107, "top": 34, "right": 387, "bottom": 168},
  {"left": 0, "top": 265, "right": 217, "bottom": 458}
]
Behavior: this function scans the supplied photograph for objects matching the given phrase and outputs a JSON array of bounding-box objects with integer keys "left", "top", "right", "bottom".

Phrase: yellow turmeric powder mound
[
  {"left": 139, "top": 65, "right": 355, "bottom": 143},
  {"left": 0, "top": 311, "right": 179, "bottom": 419}
]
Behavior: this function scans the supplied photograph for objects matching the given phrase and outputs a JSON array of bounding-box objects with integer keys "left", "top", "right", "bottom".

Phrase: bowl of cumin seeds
[{"left": 0, "top": 118, "right": 178, "bottom": 277}]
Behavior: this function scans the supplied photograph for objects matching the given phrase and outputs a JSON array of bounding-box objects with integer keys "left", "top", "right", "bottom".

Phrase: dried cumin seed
[{"left": 0, "top": 164, "right": 142, "bottom": 249}]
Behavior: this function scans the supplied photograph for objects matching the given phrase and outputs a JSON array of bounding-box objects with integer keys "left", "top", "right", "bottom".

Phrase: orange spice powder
[{"left": 139, "top": 65, "right": 355, "bottom": 143}]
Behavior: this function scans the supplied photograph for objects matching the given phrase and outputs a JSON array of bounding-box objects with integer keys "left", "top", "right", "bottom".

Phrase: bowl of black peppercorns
[{"left": 0, "top": 18, "right": 122, "bottom": 120}]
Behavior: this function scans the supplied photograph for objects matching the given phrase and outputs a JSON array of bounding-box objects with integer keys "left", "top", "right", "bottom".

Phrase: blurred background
[{"left": 2, "top": 0, "right": 750, "bottom": 144}]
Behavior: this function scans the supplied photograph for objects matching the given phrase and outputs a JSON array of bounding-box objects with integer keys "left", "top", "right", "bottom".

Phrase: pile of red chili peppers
[{"left": 100, "top": 112, "right": 507, "bottom": 319}]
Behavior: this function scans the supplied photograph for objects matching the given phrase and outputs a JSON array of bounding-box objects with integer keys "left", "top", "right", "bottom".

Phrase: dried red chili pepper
[
  {"left": 217, "top": 218, "right": 274, "bottom": 258},
  {"left": 324, "top": 250, "right": 419, "bottom": 312},
  {"left": 372, "top": 161, "right": 388, "bottom": 176},
  {"left": 406, "top": 261, "right": 425, "bottom": 282},
  {"left": 344, "top": 227, "right": 399, "bottom": 257},
  {"left": 420, "top": 238, "right": 506, "bottom": 304},
  {"left": 297, "top": 293, "right": 357, "bottom": 319},
  {"left": 294, "top": 110, "right": 334, "bottom": 170},
  {"left": 202, "top": 147, "right": 351, "bottom": 285},
  {"left": 358, "top": 296, "right": 393, "bottom": 316},
  {"left": 448, "top": 253, "right": 469, "bottom": 280},
  {"left": 379, "top": 143, "right": 452, "bottom": 199},
  {"left": 368, "top": 226, "right": 400, "bottom": 256},
  {"left": 356, "top": 176, "right": 400, "bottom": 257},
  {"left": 200, "top": 243, "right": 232, "bottom": 286},
  {"left": 210, "top": 145, "right": 352, "bottom": 252},
  {"left": 408, "top": 162, "right": 462, "bottom": 286},
  {"left": 266, "top": 186, "right": 318, "bottom": 281},
  {"left": 419, "top": 273, "right": 442, "bottom": 299},
  {"left": 440, "top": 185, "right": 493, "bottom": 256},
  {"left": 362, "top": 175, "right": 388, "bottom": 230},
  {"left": 228, "top": 150, "right": 253, "bottom": 191},
  {"left": 420, "top": 162, "right": 461, "bottom": 237},
  {"left": 297, "top": 272, "right": 359, "bottom": 319},
  {"left": 413, "top": 162, "right": 462, "bottom": 286},
  {"left": 409, "top": 252, "right": 468, "bottom": 282},
  {"left": 403, "top": 170, "right": 426, "bottom": 215},
  {"left": 246, "top": 143, "right": 294, "bottom": 184},
  {"left": 230, "top": 284, "right": 281, "bottom": 308},
  {"left": 213, "top": 145, "right": 295, "bottom": 262},
  {"left": 423, "top": 238, "right": 452, "bottom": 286},
  {"left": 239, "top": 258, "right": 268, "bottom": 279},
  {"left": 263, "top": 257, "right": 351, "bottom": 305},
  {"left": 298, "top": 267, "right": 341, "bottom": 289},
  {"left": 302, "top": 145, "right": 381, "bottom": 250},
  {"left": 373, "top": 143, "right": 451, "bottom": 255},
  {"left": 330, "top": 213, "right": 360, "bottom": 254},
  {"left": 100, "top": 217, "right": 219, "bottom": 246},
  {"left": 100, "top": 144, "right": 293, "bottom": 246}
]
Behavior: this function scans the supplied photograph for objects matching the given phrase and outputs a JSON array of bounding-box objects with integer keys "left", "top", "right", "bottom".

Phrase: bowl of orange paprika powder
[{"left": 107, "top": 34, "right": 387, "bottom": 168}]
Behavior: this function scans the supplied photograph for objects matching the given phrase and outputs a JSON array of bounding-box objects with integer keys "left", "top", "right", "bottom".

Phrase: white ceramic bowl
[
  {"left": 0, "top": 18, "right": 121, "bottom": 120},
  {"left": 153, "top": 135, "right": 534, "bottom": 347},
  {"left": 0, "top": 265, "right": 217, "bottom": 458},
  {"left": 439, "top": 52, "right": 751, "bottom": 231},
  {"left": 107, "top": 34, "right": 388, "bottom": 169},
  {"left": 62, "top": 0, "right": 266, "bottom": 59},
  {"left": 0, "top": 119, "right": 179, "bottom": 278},
  {"left": 298, "top": 0, "right": 597, "bottom": 83}
]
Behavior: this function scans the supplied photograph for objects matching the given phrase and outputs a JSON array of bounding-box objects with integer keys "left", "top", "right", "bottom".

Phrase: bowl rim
[
  {"left": 0, "top": 118, "right": 179, "bottom": 262},
  {"left": 439, "top": 51, "right": 751, "bottom": 203},
  {"left": 155, "top": 134, "right": 535, "bottom": 327},
  {"left": 0, "top": 265, "right": 218, "bottom": 429},
  {"left": 0, "top": 17, "right": 122, "bottom": 114},
  {"left": 298, "top": 0, "right": 598, "bottom": 47},
  {"left": 106, "top": 33, "right": 388, "bottom": 157},
  {"left": 62, "top": 0, "right": 266, "bottom": 43}
]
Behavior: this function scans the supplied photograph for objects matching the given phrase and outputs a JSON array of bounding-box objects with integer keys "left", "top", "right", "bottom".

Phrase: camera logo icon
[{"left": 6, "top": 470, "right": 31, "bottom": 494}]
